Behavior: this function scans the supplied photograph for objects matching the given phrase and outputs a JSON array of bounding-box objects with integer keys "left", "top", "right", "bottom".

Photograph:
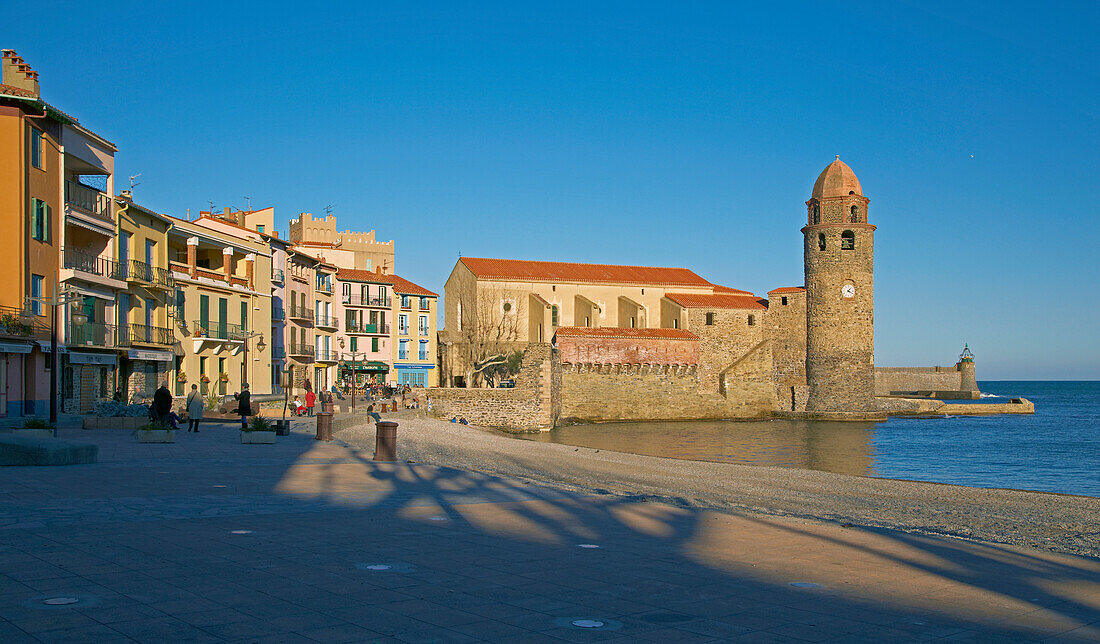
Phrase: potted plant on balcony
[
  {"left": 136, "top": 420, "right": 176, "bottom": 443},
  {"left": 176, "top": 369, "right": 188, "bottom": 383},
  {"left": 218, "top": 372, "right": 230, "bottom": 382},
  {"left": 200, "top": 374, "right": 211, "bottom": 384},
  {"left": 240, "top": 414, "right": 276, "bottom": 444}
]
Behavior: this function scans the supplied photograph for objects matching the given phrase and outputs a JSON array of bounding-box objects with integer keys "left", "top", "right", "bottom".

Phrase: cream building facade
[{"left": 167, "top": 216, "right": 273, "bottom": 398}]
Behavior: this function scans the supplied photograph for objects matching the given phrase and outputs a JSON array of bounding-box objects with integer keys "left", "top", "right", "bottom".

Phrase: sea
[{"left": 519, "top": 381, "right": 1100, "bottom": 497}]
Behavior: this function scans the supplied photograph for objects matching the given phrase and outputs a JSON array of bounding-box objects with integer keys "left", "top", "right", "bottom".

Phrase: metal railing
[
  {"left": 287, "top": 308, "right": 314, "bottom": 323},
  {"left": 0, "top": 305, "right": 48, "bottom": 339},
  {"left": 315, "top": 348, "right": 340, "bottom": 362},
  {"left": 69, "top": 322, "right": 115, "bottom": 347},
  {"left": 272, "top": 269, "right": 284, "bottom": 283},
  {"left": 346, "top": 322, "right": 390, "bottom": 334},
  {"left": 122, "top": 323, "right": 173, "bottom": 346},
  {"left": 272, "top": 307, "right": 285, "bottom": 321},
  {"left": 65, "top": 180, "right": 110, "bottom": 220},
  {"left": 316, "top": 279, "right": 333, "bottom": 293},
  {"left": 315, "top": 314, "right": 338, "bottom": 329},
  {"left": 271, "top": 346, "right": 286, "bottom": 360},
  {"left": 288, "top": 344, "right": 315, "bottom": 360},
  {"left": 192, "top": 320, "right": 245, "bottom": 340},
  {"left": 341, "top": 295, "right": 391, "bottom": 307},
  {"left": 127, "top": 259, "right": 174, "bottom": 288},
  {"left": 62, "top": 247, "right": 123, "bottom": 281}
]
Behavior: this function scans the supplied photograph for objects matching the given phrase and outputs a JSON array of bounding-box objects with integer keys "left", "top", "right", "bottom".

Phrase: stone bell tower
[{"left": 803, "top": 156, "right": 878, "bottom": 415}]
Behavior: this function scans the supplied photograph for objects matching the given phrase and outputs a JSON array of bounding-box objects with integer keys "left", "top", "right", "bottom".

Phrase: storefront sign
[
  {"left": 0, "top": 342, "right": 32, "bottom": 354},
  {"left": 393, "top": 364, "right": 435, "bottom": 370},
  {"left": 68, "top": 352, "right": 118, "bottom": 366},
  {"left": 127, "top": 350, "right": 174, "bottom": 362}
]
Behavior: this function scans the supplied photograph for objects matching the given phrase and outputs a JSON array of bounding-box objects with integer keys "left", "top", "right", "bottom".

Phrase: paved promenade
[{"left": 1, "top": 420, "right": 1098, "bottom": 642}]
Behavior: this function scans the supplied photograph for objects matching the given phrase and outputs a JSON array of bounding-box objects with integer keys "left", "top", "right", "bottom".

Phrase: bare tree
[{"left": 456, "top": 286, "right": 521, "bottom": 388}]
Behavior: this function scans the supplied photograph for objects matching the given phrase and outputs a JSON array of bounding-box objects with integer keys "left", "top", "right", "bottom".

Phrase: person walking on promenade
[
  {"left": 234, "top": 383, "right": 252, "bottom": 430},
  {"left": 153, "top": 381, "right": 172, "bottom": 425},
  {"left": 305, "top": 389, "right": 316, "bottom": 417},
  {"left": 186, "top": 384, "right": 203, "bottom": 432}
]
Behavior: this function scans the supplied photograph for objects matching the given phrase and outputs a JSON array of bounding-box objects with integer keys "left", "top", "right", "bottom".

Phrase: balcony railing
[
  {"left": 345, "top": 322, "right": 389, "bottom": 334},
  {"left": 316, "top": 280, "right": 333, "bottom": 294},
  {"left": 271, "top": 346, "right": 286, "bottom": 360},
  {"left": 287, "top": 308, "right": 314, "bottom": 324},
  {"left": 272, "top": 307, "right": 285, "bottom": 321},
  {"left": 69, "top": 322, "right": 115, "bottom": 347},
  {"left": 272, "top": 269, "right": 284, "bottom": 283},
  {"left": 192, "top": 320, "right": 245, "bottom": 341},
  {"left": 62, "top": 247, "right": 123, "bottom": 281},
  {"left": 288, "top": 344, "right": 315, "bottom": 360},
  {"left": 315, "top": 348, "right": 340, "bottom": 362},
  {"left": 341, "top": 295, "right": 391, "bottom": 307},
  {"left": 315, "top": 314, "right": 338, "bottom": 329},
  {"left": 127, "top": 259, "right": 174, "bottom": 288},
  {"left": 122, "top": 323, "right": 173, "bottom": 346},
  {"left": 65, "top": 180, "right": 110, "bottom": 221},
  {"left": 0, "top": 305, "right": 48, "bottom": 340}
]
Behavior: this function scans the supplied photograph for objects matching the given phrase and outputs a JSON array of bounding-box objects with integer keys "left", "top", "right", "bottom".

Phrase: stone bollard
[
  {"left": 315, "top": 411, "right": 334, "bottom": 441},
  {"left": 374, "top": 421, "right": 398, "bottom": 461}
]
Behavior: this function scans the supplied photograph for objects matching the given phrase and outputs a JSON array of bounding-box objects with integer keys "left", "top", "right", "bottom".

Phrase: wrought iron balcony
[
  {"left": 345, "top": 322, "right": 390, "bottom": 334},
  {"left": 272, "top": 307, "right": 285, "bottom": 321},
  {"left": 0, "top": 305, "right": 48, "bottom": 340},
  {"left": 341, "top": 295, "right": 391, "bottom": 307},
  {"left": 127, "top": 259, "right": 174, "bottom": 288},
  {"left": 288, "top": 344, "right": 315, "bottom": 361},
  {"left": 315, "top": 348, "right": 340, "bottom": 362},
  {"left": 315, "top": 314, "right": 338, "bottom": 330},
  {"left": 287, "top": 308, "right": 314, "bottom": 325},
  {"left": 65, "top": 180, "right": 110, "bottom": 221},
  {"left": 272, "top": 269, "right": 284, "bottom": 283},
  {"left": 192, "top": 320, "right": 245, "bottom": 341},
  {"left": 271, "top": 346, "right": 286, "bottom": 360},
  {"left": 62, "top": 247, "right": 124, "bottom": 281},
  {"left": 121, "top": 323, "right": 173, "bottom": 346}
]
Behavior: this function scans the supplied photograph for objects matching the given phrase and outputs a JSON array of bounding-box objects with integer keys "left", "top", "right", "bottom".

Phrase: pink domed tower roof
[{"left": 811, "top": 155, "right": 863, "bottom": 199}]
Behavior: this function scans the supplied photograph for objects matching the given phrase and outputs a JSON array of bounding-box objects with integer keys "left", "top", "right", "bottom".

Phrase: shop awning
[
  {"left": 68, "top": 351, "right": 117, "bottom": 366},
  {"left": 341, "top": 361, "right": 389, "bottom": 372},
  {"left": 127, "top": 349, "right": 174, "bottom": 362},
  {"left": 0, "top": 341, "right": 33, "bottom": 354}
]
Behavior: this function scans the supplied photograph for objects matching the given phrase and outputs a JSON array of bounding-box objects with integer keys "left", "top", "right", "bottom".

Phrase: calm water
[{"left": 520, "top": 382, "right": 1100, "bottom": 497}]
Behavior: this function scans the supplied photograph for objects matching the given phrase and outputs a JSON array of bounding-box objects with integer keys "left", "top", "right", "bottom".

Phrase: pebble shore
[{"left": 337, "top": 413, "right": 1100, "bottom": 559}]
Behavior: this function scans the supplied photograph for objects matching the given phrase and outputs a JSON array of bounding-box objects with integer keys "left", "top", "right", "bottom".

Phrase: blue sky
[{"left": 15, "top": 1, "right": 1099, "bottom": 379}]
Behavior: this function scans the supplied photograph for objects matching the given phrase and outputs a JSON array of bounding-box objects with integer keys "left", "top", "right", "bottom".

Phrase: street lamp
[
  {"left": 21, "top": 285, "right": 85, "bottom": 433},
  {"left": 240, "top": 331, "right": 265, "bottom": 389}
]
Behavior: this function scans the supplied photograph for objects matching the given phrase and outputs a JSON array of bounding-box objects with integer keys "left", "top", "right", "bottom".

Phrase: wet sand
[{"left": 336, "top": 413, "right": 1100, "bottom": 559}]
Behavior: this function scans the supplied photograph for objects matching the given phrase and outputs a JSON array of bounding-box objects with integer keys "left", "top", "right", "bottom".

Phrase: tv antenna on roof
[
  {"left": 244, "top": 196, "right": 252, "bottom": 211},
  {"left": 129, "top": 173, "right": 141, "bottom": 192},
  {"left": 324, "top": 204, "right": 334, "bottom": 217}
]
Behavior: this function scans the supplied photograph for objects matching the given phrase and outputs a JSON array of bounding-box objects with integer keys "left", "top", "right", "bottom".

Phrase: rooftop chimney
[{"left": 1, "top": 50, "right": 40, "bottom": 97}]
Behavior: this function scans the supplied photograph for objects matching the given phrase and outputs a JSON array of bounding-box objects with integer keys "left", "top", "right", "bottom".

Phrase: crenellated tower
[{"left": 803, "top": 156, "right": 877, "bottom": 413}]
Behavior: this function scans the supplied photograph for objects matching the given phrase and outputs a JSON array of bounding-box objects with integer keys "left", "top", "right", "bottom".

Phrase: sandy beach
[{"left": 336, "top": 412, "right": 1100, "bottom": 559}]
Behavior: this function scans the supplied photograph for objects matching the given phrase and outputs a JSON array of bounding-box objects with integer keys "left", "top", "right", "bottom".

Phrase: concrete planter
[
  {"left": 137, "top": 429, "right": 176, "bottom": 443},
  {"left": 14, "top": 428, "right": 54, "bottom": 439},
  {"left": 240, "top": 431, "right": 276, "bottom": 444},
  {"left": 84, "top": 417, "right": 147, "bottom": 430}
]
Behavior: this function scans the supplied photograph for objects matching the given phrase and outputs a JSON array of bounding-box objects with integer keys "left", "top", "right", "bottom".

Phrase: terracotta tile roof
[
  {"left": 459, "top": 257, "right": 712, "bottom": 287},
  {"left": 554, "top": 327, "right": 699, "bottom": 341},
  {"left": 664, "top": 293, "right": 768, "bottom": 310},
  {"left": 713, "top": 285, "right": 753, "bottom": 295},
  {"left": 0, "top": 83, "right": 37, "bottom": 98},
  {"left": 337, "top": 269, "right": 437, "bottom": 297},
  {"left": 767, "top": 286, "right": 806, "bottom": 294}
]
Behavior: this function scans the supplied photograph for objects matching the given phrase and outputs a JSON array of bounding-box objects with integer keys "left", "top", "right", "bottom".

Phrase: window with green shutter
[
  {"left": 31, "top": 199, "right": 48, "bottom": 241},
  {"left": 30, "top": 128, "right": 42, "bottom": 169}
]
